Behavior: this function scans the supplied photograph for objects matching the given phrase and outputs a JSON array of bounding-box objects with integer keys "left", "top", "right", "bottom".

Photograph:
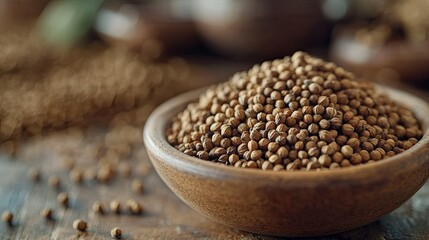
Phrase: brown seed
[
  {"left": 347, "top": 138, "right": 360, "bottom": 150},
  {"left": 40, "top": 208, "right": 54, "bottom": 220},
  {"left": 246, "top": 161, "right": 258, "bottom": 168},
  {"left": 261, "top": 161, "right": 273, "bottom": 170},
  {"left": 167, "top": 51, "right": 423, "bottom": 170},
  {"left": 220, "top": 124, "right": 232, "bottom": 137},
  {"left": 110, "top": 200, "right": 121, "bottom": 214},
  {"left": 341, "top": 145, "right": 354, "bottom": 158},
  {"left": 308, "top": 83, "right": 322, "bottom": 94},
  {"left": 277, "top": 147, "right": 289, "bottom": 158},
  {"left": 97, "top": 165, "right": 114, "bottom": 183},
  {"left": 318, "top": 155, "right": 332, "bottom": 167},
  {"left": 330, "top": 117, "right": 342, "bottom": 129},
  {"left": 268, "top": 154, "right": 281, "bottom": 164},
  {"left": 250, "top": 150, "right": 263, "bottom": 161},
  {"left": 332, "top": 152, "right": 344, "bottom": 163},
  {"left": 72, "top": 219, "right": 87, "bottom": 231},
  {"left": 342, "top": 124, "right": 355, "bottom": 136},
  {"left": 69, "top": 168, "right": 83, "bottom": 184},
  {"left": 308, "top": 124, "right": 319, "bottom": 134},
  {"left": 126, "top": 199, "right": 143, "bottom": 215},
  {"left": 326, "top": 107, "right": 337, "bottom": 118},
  {"left": 350, "top": 154, "right": 363, "bottom": 164},
  {"left": 92, "top": 201, "right": 104, "bottom": 214},
  {"left": 111, "top": 227, "right": 122, "bottom": 239},
  {"left": 48, "top": 176, "right": 61, "bottom": 188},
  {"left": 370, "top": 150, "right": 382, "bottom": 160},
  {"left": 117, "top": 162, "right": 132, "bottom": 177},
  {"left": 319, "top": 130, "right": 333, "bottom": 143},
  {"left": 319, "top": 119, "right": 330, "bottom": 129},
  {"left": 321, "top": 145, "right": 335, "bottom": 156},
  {"left": 131, "top": 179, "right": 144, "bottom": 194},
  {"left": 247, "top": 140, "right": 258, "bottom": 151},
  {"left": 27, "top": 168, "right": 41, "bottom": 182},
  {"left": 273, "top": 164, "right": 285, "bottom": 171},
  {"left": 2, "top": 211, "right": 13, "bottom": 225},
  {"left": 57, "top": 192, "right": 69, "bottom": 208}
]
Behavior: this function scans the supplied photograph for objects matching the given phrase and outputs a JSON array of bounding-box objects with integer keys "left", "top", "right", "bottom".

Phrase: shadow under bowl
[{"left": 143, "top": 86, "right": 429, "bottom": 237}]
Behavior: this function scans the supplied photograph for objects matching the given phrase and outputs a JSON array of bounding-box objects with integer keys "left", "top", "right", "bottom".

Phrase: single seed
[
  {"left": 341, "top": 145, "right": 354, "bottom": 158},
  {"left": 110, "top": 200, "right": 121, "bottom": 214},
  {"left": 72, "top": 219, "right": 87, "bottom": 232},
  {"left": 92, "top": 201, "right": 104, "bottom": 214},
  {"left": 48, "top": 176, "right": 61, "bottom": 188},
  {"left": 27, "top": 168, "right": 41, "bottom": 182},
  {"left": 57, "top": 192, "right": 69, "bottom": 208},
  {"left": 126, "top": 199, "right": 143, "bottom": 215},
  {"left": 40, "top": 208, "right": 54, "bottom": 220},
  {"left": 2, "top": 211, "right": 13, "bottom": 225},
  {"left": 111, "top": 227, "right": 122, "bottom": 239},
  {"left": 69, "top": 168, "right": 83, "bottom": 184},
  {"left": 131, "top": 179, "right": 144, "bottom": 194}
]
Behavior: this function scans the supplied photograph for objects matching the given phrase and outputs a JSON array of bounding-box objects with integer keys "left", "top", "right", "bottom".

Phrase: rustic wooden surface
[{"left": 0, "top": 58, "right": 429, "bottom": 240}]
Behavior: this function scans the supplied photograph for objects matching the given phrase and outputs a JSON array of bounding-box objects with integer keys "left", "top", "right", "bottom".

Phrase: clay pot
[
  {"left": 331, "top": 30, "right": 429, "bottom": 86},
  {"left": 94, "top": 0, "right": 199, "bottom": 54},
  {"left": 192, "top": 0, "right": 331, "bottom": 59}
]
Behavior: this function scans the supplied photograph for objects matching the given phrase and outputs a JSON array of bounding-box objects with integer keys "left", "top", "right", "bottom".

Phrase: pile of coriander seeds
[{"left": 167, "top": 52, "right": 423, "bottom": 171}]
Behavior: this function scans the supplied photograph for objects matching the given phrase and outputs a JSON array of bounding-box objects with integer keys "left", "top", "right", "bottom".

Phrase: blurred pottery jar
[
  {"left": 94, "top": 0, "right": 199, "bottom": 56},
  {"left": 192, "top": 0, "right": 331, "bottom": 59},
  {"left": 331, "top": 27, "right": 429, "bottom": 86},
  {"left": 0, "top": 0, "right": 50, "bottom": 31}
]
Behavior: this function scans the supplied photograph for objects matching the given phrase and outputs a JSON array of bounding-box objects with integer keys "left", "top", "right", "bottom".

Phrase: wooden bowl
[{"left": 143, "top": 86, "right": 429, "bottom": 237}]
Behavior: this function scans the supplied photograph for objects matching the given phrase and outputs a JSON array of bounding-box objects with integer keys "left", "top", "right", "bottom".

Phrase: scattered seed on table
[
  {"left": 110, "top": 200, "right": 121, "bottom": 214},
  {"left": 72, "top": 219, "right": 87, "bottom": 231},
  {"left": 126, "top": 199, "right": 143, "bottom": 215},
  {"left": 48, "top": 175, "right": 61, "bottom": 188},
  {"left": 69, "top": 168, "right": 83, "bottom": 183},
  {"left": 131, "top": 179, "right": 144, "bottom": 194},
  {"left": 1, "top": 211, "right": 13, "bottom": 225},
  {"left": 27, "top": 168, "right": 41, "bottom": 182},
  {"left": 118, "top": 162, "right": 132, "bottom": 177},
  {"left": 111, "top": 227, "right": 122, "bottom": 239},
  {"left": 40, "top": 208, "right": 54, "bottom": 220},
  {"left": 92, "top": 201, "right": 104, "bottom": 214},
  {"left": 57, "top": 192, "right": 69, "bottom": 208}
]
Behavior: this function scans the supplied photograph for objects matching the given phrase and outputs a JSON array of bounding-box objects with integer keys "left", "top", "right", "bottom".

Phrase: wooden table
[{"left": 0, "top": 58, "right": 428, "bottom": 240}]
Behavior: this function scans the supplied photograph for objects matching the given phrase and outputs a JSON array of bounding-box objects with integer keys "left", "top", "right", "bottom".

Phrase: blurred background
[
  {"left": 1, "top": 0, "right": 429, "bottom": 155},
  {"left": 1, "top": 2, "right": 429, "bottom": 238},
  {"left": 2, "top": 0, "right": 429, "bottom": 83}
]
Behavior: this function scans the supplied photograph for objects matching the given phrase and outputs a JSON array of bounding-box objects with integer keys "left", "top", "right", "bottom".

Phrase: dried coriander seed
[
  {"left": 92, "top": 201, "right": 104, "bottom": 214},
  {"left": 72, "top": 219, "right": 87, "bottom": 232},
  {"left": 110, "top": 200, "right": 121, "bottom": 214},
  {"left": 57, "top": 192, "right": 69, "bottom": 208},
  {"left": 1, "top": 211, "right": 13, "bottom": 225},
  {"left": 126, "top": 199, "right": 143, "bottom": 215},
  {"left": 27, "top": 168, "right": 41, "bottom": 182},
  {"left": 48, "top": 176, "right": 61, "bottom": 188},
  {"left": 69, "top": 168, "right": 83, "bottom": 184},
  {"left": 40, "top": 208, "right": 54, "bottom": 220},
  {"left": 167, "top": 51, "right": 422, "bottom": 171},
  {"left": 131, "top": 179, "right": 144, "bottom": 194},
  {"left": 111, "top": 227, "right": 122, "bottom": 239}
]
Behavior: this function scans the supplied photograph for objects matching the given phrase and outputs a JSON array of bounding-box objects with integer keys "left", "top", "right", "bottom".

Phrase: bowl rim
[{"left": 144, "top": 85, "right": 429, "bottom": 183}]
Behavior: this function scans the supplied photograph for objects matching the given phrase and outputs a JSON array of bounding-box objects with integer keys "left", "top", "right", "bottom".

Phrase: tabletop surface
[{"left": 0, "top": 57, "right": 429, "bottom": 240}]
